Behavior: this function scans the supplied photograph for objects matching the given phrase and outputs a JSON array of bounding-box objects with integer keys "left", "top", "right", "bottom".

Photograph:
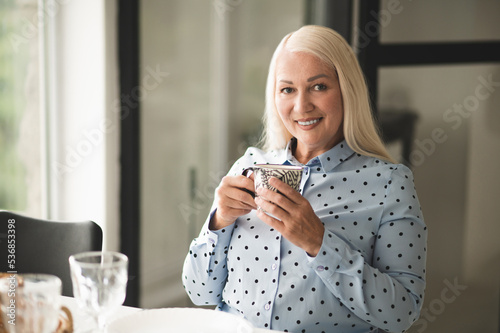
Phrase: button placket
[{"left": 300, "top": 166, "right": 311, "bottom": 193}]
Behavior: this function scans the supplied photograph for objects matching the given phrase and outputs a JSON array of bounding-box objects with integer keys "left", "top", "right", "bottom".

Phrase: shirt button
[
  {"left": 208, "top": 238, "right": 215, "bottom": 244},
  {"left": 316, "top": 265, "right": 325, "bottom": 272},
  {"left": 264, "top": 303, "right": 271, "bottom": 311},
  {"left": 271, "top": 263, "right": 278, "bottom": 270}
]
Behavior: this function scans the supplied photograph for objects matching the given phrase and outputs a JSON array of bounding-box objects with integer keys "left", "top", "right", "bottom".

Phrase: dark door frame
[
  {"left": 118, "top": 0, "right": 140, "bottom": 307},
  {"left": 305, "top": 0, "right": 500, "bottom": 110}
]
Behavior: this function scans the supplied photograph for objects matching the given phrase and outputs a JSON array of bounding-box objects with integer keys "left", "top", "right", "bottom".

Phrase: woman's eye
[
  {"left": 313, "top": 84, "right": 327, "bottom": 91},
  {"left": 281, "top": 87, "right": 293, "bottom": 94}
]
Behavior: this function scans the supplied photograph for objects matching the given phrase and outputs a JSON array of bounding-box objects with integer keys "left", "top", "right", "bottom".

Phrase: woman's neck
[{"left": 292, "top": 137, "right": 344, "bottom": 165}]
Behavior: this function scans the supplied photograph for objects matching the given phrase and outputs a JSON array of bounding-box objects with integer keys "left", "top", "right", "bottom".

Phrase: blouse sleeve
[
  {"left": 182, "top": 149, "right": 257, "bottom": 306},
  {"left": 307, "top": 165, "right": 427, "bottom": 332},
  {"left": 182, "top": 209, "right": 235, "bottom": 306}
]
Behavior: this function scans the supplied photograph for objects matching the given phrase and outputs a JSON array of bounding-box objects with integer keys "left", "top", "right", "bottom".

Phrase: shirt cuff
[
  {"left": 199, "top": 209, "right": 235, "bottom": 249},
  {"left": 306, "top": 229, "right": 344, "bottom": 279}
]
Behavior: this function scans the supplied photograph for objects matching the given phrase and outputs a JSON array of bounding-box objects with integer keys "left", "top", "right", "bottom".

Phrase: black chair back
[{"left": 0, "top": 210, "right": 103, "bottom": 296}]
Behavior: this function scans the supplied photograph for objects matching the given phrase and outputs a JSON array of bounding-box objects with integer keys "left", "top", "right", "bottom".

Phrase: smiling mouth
[{"left": 297, "top": 118, "right": 322, "bottom": 126}]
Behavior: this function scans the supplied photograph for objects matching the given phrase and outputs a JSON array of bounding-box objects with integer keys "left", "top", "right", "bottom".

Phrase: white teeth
[{"left": 298, "top": 119, "right": 320, "bottom": 126}]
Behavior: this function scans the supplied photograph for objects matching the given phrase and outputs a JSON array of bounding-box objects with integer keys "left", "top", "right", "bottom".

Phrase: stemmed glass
[{"left": 69, "top": 251, "right": 128, "bottom": 332}]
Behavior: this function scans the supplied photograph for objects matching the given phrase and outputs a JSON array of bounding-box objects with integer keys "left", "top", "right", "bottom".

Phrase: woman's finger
[
  {"left": 254, "top": 195, "right": 287, "bottom": 221},
  {"left": 218, "top": 176, "right": 257, "bottom": 209},
  {"left": 268, "top": 177, "right": 302, "bottom": 204},
  {"left": 255, "top": 183, "right": 297, "bottom": 215}
]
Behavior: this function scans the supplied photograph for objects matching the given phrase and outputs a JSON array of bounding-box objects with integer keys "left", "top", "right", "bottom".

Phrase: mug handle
[
  {"left": 242, "top": 166, "right": 255, "bottom": 177},
  {"left": 56, "top": 306, "right": 74, "bottom": 333},
  {"left": 241, "top": 167, "right": 256, "bottom": 198}
]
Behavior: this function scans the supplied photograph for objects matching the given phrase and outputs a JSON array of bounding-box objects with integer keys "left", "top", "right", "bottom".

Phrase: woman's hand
[
  {"left": 255, "top": 177, "right": 325, "bottom": 256},
  {"left": 210, "top": 175, "right": 258, "bottom": 230}
]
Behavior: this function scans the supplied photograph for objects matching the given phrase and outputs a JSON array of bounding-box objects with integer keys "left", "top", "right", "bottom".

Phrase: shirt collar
[{"left": 283, "top": 138, "right": 355, "bottom": 172}]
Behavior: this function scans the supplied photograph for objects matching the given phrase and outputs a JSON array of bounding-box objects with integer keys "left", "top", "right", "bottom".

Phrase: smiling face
[{"left": 274, "top": 49, "right": 344, "bottom": 163}]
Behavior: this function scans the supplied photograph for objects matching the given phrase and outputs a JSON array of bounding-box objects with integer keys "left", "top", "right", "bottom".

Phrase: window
[
  {"left": 0, "top": 0, "right": 44, "bottom": 217},
  {"left": 0, "top": 0, "right": 119, "bottom": 251}
]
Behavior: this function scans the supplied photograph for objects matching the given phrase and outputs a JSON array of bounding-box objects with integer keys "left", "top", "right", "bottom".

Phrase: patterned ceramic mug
[{"left": 242, "top": 164, "right": 304, "bottom": 196}]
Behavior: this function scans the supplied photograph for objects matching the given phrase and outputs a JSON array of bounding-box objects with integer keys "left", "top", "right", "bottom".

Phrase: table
[
  {"left": 61, "top": 297, "right": 283, "bottom": 333},
  {"left": 61, "top": 296, "right": 140, "bottom": 332}
]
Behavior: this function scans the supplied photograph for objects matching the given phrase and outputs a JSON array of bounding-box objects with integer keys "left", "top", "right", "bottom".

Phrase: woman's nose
[{"left": 293, "top": 91, "right": 313, "bottom": 113}]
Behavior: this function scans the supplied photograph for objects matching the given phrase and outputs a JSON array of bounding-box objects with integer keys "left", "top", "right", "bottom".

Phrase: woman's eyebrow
[
  {"left": 278, "top": 74, "right": 329, "bottom": 85},
  {"left": 308, "top": 74, "right": 329, "bottom": 82}
]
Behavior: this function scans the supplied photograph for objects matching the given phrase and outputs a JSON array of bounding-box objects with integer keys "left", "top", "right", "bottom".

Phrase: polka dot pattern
[{"left": 183, "top": 139, "right": 427, "bottom": 333}]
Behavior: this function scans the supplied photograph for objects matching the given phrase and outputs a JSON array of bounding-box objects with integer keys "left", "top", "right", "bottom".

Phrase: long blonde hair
[{"left": 261, "top": 25, "right": 395, "bottom": 163}]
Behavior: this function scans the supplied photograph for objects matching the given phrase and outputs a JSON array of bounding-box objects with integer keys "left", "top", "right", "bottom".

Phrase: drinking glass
[
  {"left": 0, "top": 274, "right": 62, "bottom": 333},
  {"left": 69, "top": 251, "right": 128, "bottom": 332}
]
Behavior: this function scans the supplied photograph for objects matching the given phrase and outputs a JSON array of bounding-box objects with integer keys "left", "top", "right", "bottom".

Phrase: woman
[{"left": 183, "top": 25, "right": 427, "bottom": 333}]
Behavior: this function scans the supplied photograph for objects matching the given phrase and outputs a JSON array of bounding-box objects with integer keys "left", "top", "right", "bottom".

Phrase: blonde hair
[{"left": 261, "top": 25, "right": 395, "bottom": 163}]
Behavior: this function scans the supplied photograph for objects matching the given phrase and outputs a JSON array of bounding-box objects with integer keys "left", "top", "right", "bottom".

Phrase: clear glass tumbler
[{"left": 0, "top": 273, "right": 62, "bottom": 333}]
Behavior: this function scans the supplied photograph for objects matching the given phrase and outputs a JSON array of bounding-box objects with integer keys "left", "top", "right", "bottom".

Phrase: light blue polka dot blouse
[{"left": 183, "top": 139, "right": 427, "bottom": 333}]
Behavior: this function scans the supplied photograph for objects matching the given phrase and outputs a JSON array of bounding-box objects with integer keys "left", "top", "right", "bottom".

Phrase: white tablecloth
[
  {"left": 61, "top": 296, "right": 140, "bottom": 332},
  {"left": 61, "top": 297, "right": 282, "bottom": 333}
]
